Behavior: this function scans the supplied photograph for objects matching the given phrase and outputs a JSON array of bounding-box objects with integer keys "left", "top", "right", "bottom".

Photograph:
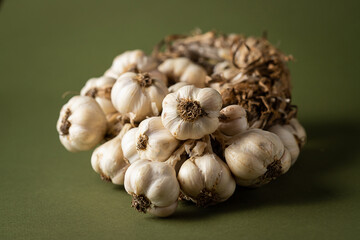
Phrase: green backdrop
[{"left": 1, "top": 0, "right": 359, "bottom": 239}]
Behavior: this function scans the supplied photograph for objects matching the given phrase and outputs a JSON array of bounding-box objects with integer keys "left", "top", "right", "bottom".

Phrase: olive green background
[{"left": 1, "top": 0, "right": 359, "bottom": 239}]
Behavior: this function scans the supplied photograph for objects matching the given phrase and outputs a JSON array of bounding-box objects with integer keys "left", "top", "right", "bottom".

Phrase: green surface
[{"left": 1, "top": 0, "right": 360, "bottom": 239}]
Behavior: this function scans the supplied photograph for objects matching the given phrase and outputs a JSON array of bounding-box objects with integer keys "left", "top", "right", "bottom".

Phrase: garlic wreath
[
  {"left": 124, "top": 160, "right": 179, "bottom": 217},
  {"left": 178, "top": 153, "right": 236, "bottom": 206},
  {"left": 161, "top": 85, "right": 222, "bottom": 140},
  {"left": 56, "top": 96, "right": 107, "bottom": 152},
  {"left": 158, "top": 57, "right": 207, "bottom": 88},
  {"left": 135, "top": 117, "right": 180, "bottom": 162},
  {"left": 111, "top": 72, "right": 168, "bottom": 122},
  {"left": 80, "top": 76, "right": 116, "bottom": 115},
  {"left": 91, "top": 124, "right": 132, "bottom": 185},
  {"left": 104, "top": 50, "right": 157, "bottom": 79},
  {"left": 225, "top": 129, "right": 291, "bottom": 187}
]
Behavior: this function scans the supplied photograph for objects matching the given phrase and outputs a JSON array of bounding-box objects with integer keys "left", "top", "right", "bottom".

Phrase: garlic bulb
[
  {"left": 80, "top": 76, "right": 116, "bottom": 115},
  {"left": 124, "top": 160, "right": 179, "bottom": 217},
  {"left": 218, "top": 105, "right": 249, "bottom": 136},
  {"left": 158, "top": 57, "right": 207, "bottom": 88},
  {"left": 161, "top": 85, "right": 222, "bottom": 140},
  {"left": 56, "top": 96, "right": 107, "bottom": 152},
  {"left": 104, "top": 50, "right": 157, "bottom": 79},
  {"left": 121, "top": 128, "right": 141, "bottom": 164},
  {"left": 111, "top": 72, "right": 168, "bottom": 122},
  {"left": 91, "top": 124, "right": 132, "bottom": 185},
  {"left": 178, "top": 153, "right": 236, "bottom": 206},
  {"left": 268, "top": 124, "right": 300, "bottom": 165},
  {"left": 224, "top": 129, "right": 291, "bottom": 187},
  {"left": 135, "top": 117, "right": 179, "bottom": 162}
]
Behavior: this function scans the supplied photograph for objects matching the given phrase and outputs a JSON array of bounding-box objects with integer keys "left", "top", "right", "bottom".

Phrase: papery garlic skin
[
  {"left": 104, "top": 50, "right": 157, "bottom": 79},
  {"left": 161, "top": 85, "right": 222, "bottom": 140},
  {"left": 158, "top": 57, "right": 207, "bottom": 88},
  {"left": 124, "top": 160, "right": 180, "bottom": 217},
  {"left": 224, "top": 129, "right": 291, "bottom": 187},
  {"left": 269, "top": 124, "right": 300, "bottom": 165},
  {"left": 121, "top": 128, "right": 141, "bottom": 164},
  {"left": 56, "top": 96, "right": 107, "bottom": 152},
  {"left": 218, "top": 105, "right": 249, "bottom": 136},
  {"left": 80, "top": 76, "right": 117, "bottom": 115},
  {"left": 136, "top": 117, "right": 179, "bottom": 162},
  {"left": 111, "top": 72, "right": 168, "bottom": 122},
  {"left": 91, "top": 134, "right": 129, "bottom": 185},
  {"left": 178, "top": 153, "right": 236, "bottom": 206}
]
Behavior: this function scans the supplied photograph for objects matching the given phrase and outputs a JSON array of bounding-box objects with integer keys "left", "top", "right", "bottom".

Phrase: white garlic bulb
[
  {"left": 268, "top": 124, "right": 300, "bottom": 165},
  {"left": 56, "top": 96, "right": 107, "bottom": 152},
  {"left": 104, "top": 50, "right": 157, "bottom": 79},
  {"left": 161, "top": 85, "right": 222, "bottom": 140},
  {"left": 124, "top": 160, "right": 179, "bottom": 217},
  {"left": 91, "top": 124, "right": 132, "bottom": 185},
  {"left": 135, "top": 117, "right": 179, "bottom": 162},
  {"left": 224, "top": 129, "right": 291, "bottom": 187},
  {"left": 218, "top": 105, "right": 249, "bottom": 136},
  {"left": 111, "top": 72, "right": 168, "bottom": 122},
  {"left": 80, "top": 76, "right": 117, "bottom": 115},
  {"left": 158, "top": 57, "right": 207, "bottom": 88},
  {"left": 121, "top": 127, "right": 141, "bottom": 164},
  {"left": 178, "top": 153, "right": 236, "bottom": 206}
]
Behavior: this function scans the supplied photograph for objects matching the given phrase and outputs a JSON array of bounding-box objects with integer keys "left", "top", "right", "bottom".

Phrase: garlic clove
[
  {"left": 56, "top": 96, "right": 107, "bottom": 152},
  {"left": 168, "top": 82, "right": 190, "bottom": 93},
  {"left": 177, "top": 160, "right": 205, "bottom": 197},
  {"left": 218, "top": 105, "right": 249, "bottom": 136},
  {"left": 213, "top": 61, "right": 243, "bottom": 82},
  {"left": 269, "top": 124, "right": 300, "bottom": 165},
  {"left": 147, "top": 201, "right": 178, "bottom": 218},
  {"left": 91, "top": 133, "right": 129, "bottom": 185},
  {"left": 158, "top": 57, "right": 206, "bottom": 88},
  {"left": 124, "top": 160, "right": 179, "bottom": 217},
  {"left": 196, "top": 88, "right": 223, "bottom": 116},
  {"left": 225, "top": 129, "right": 290, "bottom": 187},
  {"left": 289, "top": 118, "right": 307, "bottom": 147},
  {"left": 148, "top": 69, "right": 168, "bottom": 86},
  {"left": 121, "top": 128, "right": 141, "bottom": 164},
  {"left": 80, "top": 76, "right": 117, "bottom": 115},
  {"left": 178, "top": 153, "right": 236, "bottom": 206},
  {"left": 135, "top": 117, "right": 179, "bottom": 162}
]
